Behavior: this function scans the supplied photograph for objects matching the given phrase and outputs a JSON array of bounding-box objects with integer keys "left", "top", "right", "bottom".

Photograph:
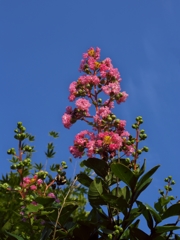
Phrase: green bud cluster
[
  {"left": 36, "top": 170, "right": 48, "bottom": 179},
  {"left": 115, "top": 92, "right": 123, "bottom": 100},
  {"left": 0, "top": 183, "right": 9, "bottom": 189},
  {"left": 136, "top": 116, "right": 143, "bottom": 124},
  {"left": 61, "top": 161, "right": 68, "bottom": 169},
  {"left": 7, "top": 148, "right": 16, "bottom": 155},
  {"left": 139, "top": 133, "right": 147, "bottom": 140},
  {"left": 23, "top": 145, "right": 33, "bottom": 152}
]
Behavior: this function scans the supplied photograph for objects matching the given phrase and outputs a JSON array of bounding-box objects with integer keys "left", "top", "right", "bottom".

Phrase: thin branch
[{"left": 52, "top": 177, "right": 78, "bottom": 240}]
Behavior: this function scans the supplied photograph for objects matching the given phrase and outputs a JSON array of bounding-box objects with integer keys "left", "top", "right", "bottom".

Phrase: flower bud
[
  {"left": 137, "top": 149, "right": 142, "bottom": 154},
  {"left": 108, "top": 234, "right": 112, "bottom": 239},
  {"left": 143, "top": 146, "right": 149, "bottom": 152},
  {"left": 159, "top": 189, "right": 164, "bottom": 196},
  {"left": 11, "top": 164, "right": 17, "bottom": 170},
  {"left": 171, "top": 180, "right": 175, "bottom": 185},
  {"left": 168, "top": 175, "right": 172, "bottom": 180},
  {"left": 164, "top": 178, "right": 169, "bottom": 182},
  {"left": 169, "top": 195, "right": 175, "bottom": 200},
  {"left": 114, "top": 230, "right": 119, "bottom": 235},
  {"left": 107, "top": 116, "right": 112, "bottom": 122},
  {"left": 140, "top": 129, "right": 145, "bottom": 133},
  {"left": 17, "top": 122, "right": 23, "bottom": 128}
]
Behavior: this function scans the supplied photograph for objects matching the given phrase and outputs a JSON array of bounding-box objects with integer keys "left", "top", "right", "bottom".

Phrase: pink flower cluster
[
  {"left": 20, "top": 175, "right": 43, "bottom": 190},
  {"left": 69, "top": 122, "right": 134, "bottom": 159},
  {"left": 62, "top": 47, "right": 134, "bottom": 159}
]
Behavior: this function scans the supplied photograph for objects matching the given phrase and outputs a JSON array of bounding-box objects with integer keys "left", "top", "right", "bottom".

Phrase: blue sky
[{"left": 1, "top": 0, "right": 180, "bottom": 230}]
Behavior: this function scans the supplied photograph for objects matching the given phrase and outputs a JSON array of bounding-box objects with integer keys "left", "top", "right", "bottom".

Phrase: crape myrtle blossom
[
  {"left": 75, "top": 98, "right": 91, "bottom": 115},
  {"left": 70, "top": 129, "right": 133, "bottom": 158},
  {"left": 63, "top": 47, "right": 135, "bottom": 159}
]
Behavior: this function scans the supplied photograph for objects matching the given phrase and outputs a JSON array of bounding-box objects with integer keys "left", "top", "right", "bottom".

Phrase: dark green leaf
[
  {"left": 137, "top": 165, "right": 160, "bottom": 191},
  {"left": 136, "top": 201, "right": 154, "bottom": 230},
  {"left": 59, "top": 204, "right": 78, "bottom": 225},
  {"left": 35, "top": 197, "right": 55, "bottom": 207},
  {"left": 145, "top": 204, "right": 162, "bottom": 224},
  {"left": 77, "top": 173, "right": 93, "bottom": 187},
  {"left": 154, "top": 225, "right": 180, "bottom": 234},
  {"left": 40, "top": 227, "right": 52, "bottom": 240},
  {"left": 5, "top": 232, "right": 24, "bottom": 240},
  {"left": 83, "top": 158, "right": 109, "bottom": 178},
  {"left": 102, "top": 193, "right": 128, "bottom": 212},
  {"left": 138, "top": 159, "right": 146, "bottom": 177},
  {"left": 88, "top": 177, "right": 105, "bottom": 205},
  {"left": 162, "top": 204, "right": 180, "bottom": 220},
  {"left": 111, "top": 163, "right": 137, "bottom": 190},
  {"left": 130, "top": 228, "right": 151, "bottom": 240},
  {"left": 134, "top": 178, "right": 152, "bottom": 201},
  {"left": 124, "top": 208, "right": 143, "bottom": 228},
  {"left": 26, "top": 203, "right": 43, "bottom": 213}
]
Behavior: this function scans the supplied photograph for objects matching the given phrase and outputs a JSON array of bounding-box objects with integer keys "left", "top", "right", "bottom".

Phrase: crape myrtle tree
[{"left": 1, "top": 47, "right": 180, "bottom": 240}]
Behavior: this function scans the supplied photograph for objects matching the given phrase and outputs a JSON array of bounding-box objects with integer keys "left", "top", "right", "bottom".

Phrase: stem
[
  {"left": 133, "top": 127, "right": 140, "bottom": 170},
  {"left": 165, "top": 215, "right": 180, "bottom": 240},
  {"left": 52, "top": 177, "right": 78, "bottom": 240},
  {"left": 18, "top": 139, "right": 23, "bottom": 184},
  {"left": 116, "top": 150, "right": 121, "bottom": 222}
]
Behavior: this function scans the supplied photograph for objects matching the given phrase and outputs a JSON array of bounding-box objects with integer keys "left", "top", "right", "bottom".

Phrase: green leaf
[
  {"left": 111, "top": 163, "right": 137, "bottom": 190},
  {"left": 134, "top": 178, "right": 152, "bottom": 201},
  {"left": 1, "top": 219, "right": 12, "bottom": 232},
  {"left": 59, "top": 204, "right": 78, "bottom": 225},
  {"left": 83, "top": 158, "right": 109, "bottom": 178},
  {"left": 88, "top": 177, "right": 105, "bottom": 205},
  {"left": 124, "top": 208, "right": 143, "bottom": 228},
  {"left": 77, "top": 173, "right": 93, "bottom": 187},
  {"left": 175, "top": 234, "right": 180, "bottom": 240},
  {"left": 54, "top": 229, "right": 68, "bottom": 239},
  {"left": 130, "top": 228, "right": 151, "bottom": 240},
  {"left": 145, "top": 204, "right": 162, "bottom": 224},
  {"left": 138, "top": 159, "right": 146, "bottom": 177},
  {"left": 5, "top": 232, "right": 24, "bottom": 240},
  {"left": 35, "top": 197, "right": 55, "bottom": 207},
  {"left": 40, "top": 227, "right": 52, "bottom": 240},
  {"left": 154, "top": 225, "right": 180, "bottom": 234},
  {"left": 162, "top": 203, "right": 180, "bottom": 220},
  {"left": 49, "top": 131, "right": 59, "bottom": 138},
  {"left": 136, "top": 201, "right": 154, "bottom": 230},
  {"left": 121, "top": 186, "right": 131, "bottom": 202},
  {"left": 137, "top": 165, "right": 160, "bottom": 191},
  {"left": 102, "top": 193, "right": 128, "bottom": 212},
  {"left": 26, "top": 203, "right": 43, "bottom": 213}
]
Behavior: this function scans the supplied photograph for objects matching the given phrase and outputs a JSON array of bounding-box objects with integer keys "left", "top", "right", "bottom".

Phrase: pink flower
[
  {"left": 62, "top": 113, "right": 72, "bottom": 129},
  {"left": 68, "top": 82, "right": 77, "bottom": 101},
  {"left": 102, "top": 82, "right": 121, "bottom": 95},
  {"left": 37, "top": 179, "right": 43, "bottom": 185},
  {"left": 88, "top": 57, "right": 96, "bottom": 70},
  {"left": 98, "top": 106, "right": 111, "bottom": 118},
  {"left": 119, "top": 120, "right": 126, "bottom": 129},
  {"left": 23, "top": 177, "right": 31, "bottom": 184},
  {"left": 116, "top": 91, "right": 128, "bottom": 104},
  {"left": 104, "top": 99, "right": 114, "bottom": 109},
  {"left": 31, "top": 201, "right": 37, "bottom": 206},
  {"left": 48, "top": 192, "right": 56, "bottom": 198},
  {"left": 69, "top": 146, "right": 83, "bottom": 158},
  {"left": 66, "top": 106, "right": 73, "bottom": 114},
  {"left": 75, "top": 98, "right": 91, "bottom": 113},
  {"left": 30, "top": 185, "right": 37, "bottom": 191}
]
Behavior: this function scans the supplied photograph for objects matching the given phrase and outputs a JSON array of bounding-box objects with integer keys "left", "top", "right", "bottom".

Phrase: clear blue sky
[{"left": 1, "top": 0, "right": 180, "bottom": 229}]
